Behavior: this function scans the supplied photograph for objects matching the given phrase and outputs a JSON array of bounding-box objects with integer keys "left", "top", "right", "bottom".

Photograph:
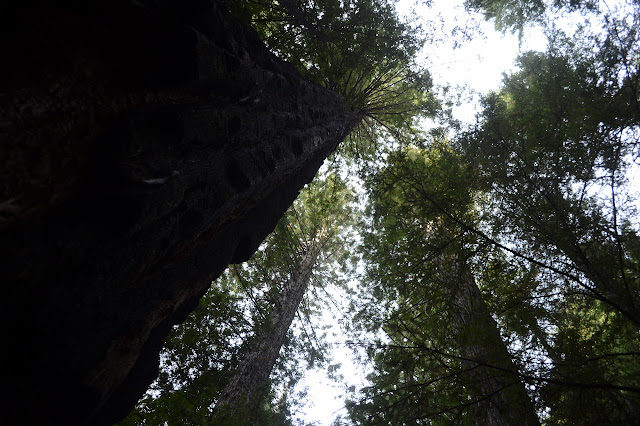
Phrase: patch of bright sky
[
  {"left": 403, "top": 0, "right": 548, "bottom": 124},
  {"left": 294, "top": 1, "right": 552, "bottom": 424}
]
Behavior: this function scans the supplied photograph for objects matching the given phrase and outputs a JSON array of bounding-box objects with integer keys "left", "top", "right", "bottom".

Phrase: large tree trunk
[
  {"left": 0, "top": 1, "right": 359, "bottom": 424},
  {"left": 446, "top": 257, "right": 540, "bottom": 426},
  {"left": 213, "top": 237, "right": 322, "bottom": 421}
]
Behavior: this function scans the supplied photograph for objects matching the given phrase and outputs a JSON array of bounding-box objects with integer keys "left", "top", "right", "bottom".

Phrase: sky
[
  {"left": 293, "top": 0, "right": 550, "bottom": 424},
  {"left": 404, "top": 0, "right": 548, "bottom": 124}
]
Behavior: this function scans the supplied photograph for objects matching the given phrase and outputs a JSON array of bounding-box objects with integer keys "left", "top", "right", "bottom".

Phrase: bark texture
[
  {"left": 446, "top": 258, "right": 540, "bottom": 426},
  {"left": 0, "top": 1, "right": 359, "bottom": 424},
  {"left": 213, "top": 237, "right": 322, "bottom": 421}
]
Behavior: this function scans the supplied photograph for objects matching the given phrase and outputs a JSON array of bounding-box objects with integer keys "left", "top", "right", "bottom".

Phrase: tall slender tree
[
  {"left": 446, "top": 257, "right": 541, "bottom": 426},
  {"left": 213, "top": 173, "right": 355, "bottom": 422},
  {"left": 120, "top": 173, "right": 356, "bottom": 424},
  {"left": 454, "top": 18, "right": 640, "bottom": 420},
  {"left": 212, "top": 231, "right": 326, "bottom": 422},
  {"left": 346, "top": 143, "right": 540, "bottom": 424}
]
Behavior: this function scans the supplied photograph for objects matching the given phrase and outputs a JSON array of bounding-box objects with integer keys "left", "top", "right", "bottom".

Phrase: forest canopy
[{"left": 120, "top": 0, "right": 640, "bottom": 424}]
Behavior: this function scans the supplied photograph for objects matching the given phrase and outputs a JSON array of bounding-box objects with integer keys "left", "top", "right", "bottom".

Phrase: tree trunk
[
  {"left": 446, "top": 257, "right": 540, "bottom": 426},
  {"left": 213, "top": 237, "right": 322, "bottom": 422},
  {"left": 0, "top": 1, "right": 359, "bottom": 424},
  {"left": 565, "top": 246, "right": 640, "bottom": 328}
]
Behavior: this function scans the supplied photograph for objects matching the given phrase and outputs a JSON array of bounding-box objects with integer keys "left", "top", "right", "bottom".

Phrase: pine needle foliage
[{"left": 222, "top": 0, "right": 440, "bottom": 161}]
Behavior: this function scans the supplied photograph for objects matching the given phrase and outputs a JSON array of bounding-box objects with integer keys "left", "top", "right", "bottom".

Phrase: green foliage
[
  {"left": 452, "top": 14, "right": 640, "bottom": 422},
  {"left": 125, "top": 3, "right": 640, "bottom": 424},
  {"left": 465, "top": 0, "right": 599, "bottom": 37},
  {"left": 542, "top": 296, "right": 640, "bottom": 424},
  {"left": 460, "top": 26, "right": 640, "bottom": 324},
  {"left": 346, "top": 140, "right": 540, "bottom": 424},
  {"left": 465, "top": 0, "right": 546, "bottom": 36},
  {"left": 116, "top": 274, "right": 268, "bottom": 425},
  {"left": 222, "top": 0, "right": 440, "bottom": 161},
  {"left": 119, "top": 173, "right": 358, "bottom": 424},
  {"left": 345, "top": 6, "right": 640, "bottom": 422}
]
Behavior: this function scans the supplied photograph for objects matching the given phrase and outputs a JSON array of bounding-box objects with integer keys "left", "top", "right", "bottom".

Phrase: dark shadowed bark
[
  {"left": 213, "top": 235, "right": 323, "bottom": 422},
  {"left": 0, "top": 1, "right": 360, "bottom": 424}
]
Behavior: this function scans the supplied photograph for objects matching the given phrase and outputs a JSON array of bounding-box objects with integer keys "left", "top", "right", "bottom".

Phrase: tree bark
[
  {"left": 445, "top": 256, "right": 540, "bottom": 426},
  {"left": 212, "top": 237, "right": 323, "bottom": 422},
  {"left": 0, "top": 1, "right": 359, "bottom": 424}
]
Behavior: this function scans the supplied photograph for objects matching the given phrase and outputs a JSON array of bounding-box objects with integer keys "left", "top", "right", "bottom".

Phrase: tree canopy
[
  {"left": 344, "top": 142, "right": 540, "bottom": 424},
  {"left": 465, "top": 0, "right": 599, "bottom": 38},
  {"left": 222, "top": 0, "right": 440, "bottom": 160},
  {"left": 122, "top": 0, "right": 640, "bottom": 424},
  {"left": 342, "top": 1, "right": 640, "bottom": 424}
]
